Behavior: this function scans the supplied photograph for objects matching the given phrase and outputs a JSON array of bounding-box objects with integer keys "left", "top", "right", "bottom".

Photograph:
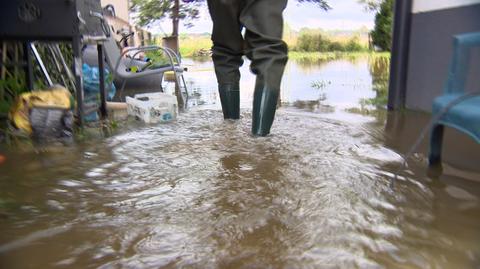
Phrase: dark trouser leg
[
  {"left": 240, "top": 0, "right": 289, "bottom": 136},
  {"left": 207, "top": 0, "right": 244, "bottom": 119}
]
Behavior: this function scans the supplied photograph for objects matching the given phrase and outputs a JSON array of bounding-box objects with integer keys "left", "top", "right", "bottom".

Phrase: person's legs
[
  {"left": 207, "top": 0, "right": 245, "bottom": 119},
  {"left": 240, "top": 0, "right": 289, "bottom": 136}
]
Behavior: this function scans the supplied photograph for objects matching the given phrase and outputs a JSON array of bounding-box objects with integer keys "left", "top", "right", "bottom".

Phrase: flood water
[{"left": 1, "top": 56, "right": 480, "bottom": 268}]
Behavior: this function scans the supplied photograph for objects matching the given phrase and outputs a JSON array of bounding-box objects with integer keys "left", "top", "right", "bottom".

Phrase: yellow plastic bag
[
  {"left": 164, "top": 71, "right": 176, "bottom": 82},
  {"left": 9, "top": 86, "right": 72, "bottom": 134}
]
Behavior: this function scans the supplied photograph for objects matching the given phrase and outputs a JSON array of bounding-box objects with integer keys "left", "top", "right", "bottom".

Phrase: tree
[
  {"left": 370, "top": 0, "right": 393, "bottom": 51},
  {"left": 296, "top": 0, "right": 331, "bottom": 11},
  {"left": 358, "top": 0, "right": 382, "bottom": 11},
  {"left": 130, "top": 0, "right": 203, "bottom": 38}
]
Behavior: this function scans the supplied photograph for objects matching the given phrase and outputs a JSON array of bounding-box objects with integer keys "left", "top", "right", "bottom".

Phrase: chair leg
[
  {"left": 174, "top": 72, "right": 186, "bottom": 108},
  {"left": 428, "top": 124, "right": 444, "bottom": 167}
]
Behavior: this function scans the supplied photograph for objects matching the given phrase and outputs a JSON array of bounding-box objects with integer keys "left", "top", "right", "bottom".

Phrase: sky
[{"left": 149, "top": 0, "right": 375, "bottom": 35}]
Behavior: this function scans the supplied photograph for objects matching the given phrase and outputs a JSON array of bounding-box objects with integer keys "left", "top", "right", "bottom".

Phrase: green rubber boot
[
  {"left": 251, "top": 80, "right": 279, "bottom": 137},
  {"left": 218, "top": 83, "right": 240, "bottom": 119}
]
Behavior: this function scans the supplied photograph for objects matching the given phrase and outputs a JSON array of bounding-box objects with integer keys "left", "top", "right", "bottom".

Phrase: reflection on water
[
  {"left": 363, "top": 56, "right": 391, "bottom": 108},
  {"left": 181, "top": 55, "right": 390, "bottom": 120},
  {"left": 1, "top": 56, "right": 480, "bottom": 268}
]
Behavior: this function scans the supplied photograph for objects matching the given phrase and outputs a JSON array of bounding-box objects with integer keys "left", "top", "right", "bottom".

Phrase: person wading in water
[{"left": 207, "top": 0, "right": 288, "bottom": 136}]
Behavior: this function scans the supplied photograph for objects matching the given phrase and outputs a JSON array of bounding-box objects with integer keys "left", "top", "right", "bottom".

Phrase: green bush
[
  {"left": 294, "top": 32, "right": 365, "bottom": 52},
  {"left": 328, "top": 41, "right": 344, "bottom": 52},
  {"left": 346, "top": 37, "right": 364, "bottom": 51}
]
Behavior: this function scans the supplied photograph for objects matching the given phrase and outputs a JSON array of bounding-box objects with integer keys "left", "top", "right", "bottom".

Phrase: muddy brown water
[{"left": 1, "top": 57, "right": 480, "bottom": 268}]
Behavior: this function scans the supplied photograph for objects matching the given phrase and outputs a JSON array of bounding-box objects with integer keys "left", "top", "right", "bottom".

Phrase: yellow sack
[{"left": 9, "top": 86, "right": 72, "bottom": 134}]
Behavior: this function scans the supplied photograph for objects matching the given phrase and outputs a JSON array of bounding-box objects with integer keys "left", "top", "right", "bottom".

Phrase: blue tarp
[{"left": 82, "top": 64, "right": 116, "bottom": 121}]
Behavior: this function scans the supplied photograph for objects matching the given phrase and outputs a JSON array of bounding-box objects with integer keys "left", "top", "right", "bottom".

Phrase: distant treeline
[{"left": 173, "top": 27, "right": 371, "bottom": 57}]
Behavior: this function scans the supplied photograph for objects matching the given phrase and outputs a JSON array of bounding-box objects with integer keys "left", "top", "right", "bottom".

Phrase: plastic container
[
  {"left": 126, "top": 92, "right": 178, "bottom": 123},
  {"left": 107, "top": 102, "right": 128, "bottom": 121}
]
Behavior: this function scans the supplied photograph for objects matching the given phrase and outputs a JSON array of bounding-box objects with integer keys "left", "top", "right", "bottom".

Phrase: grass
[
  {"left": 289, "top": 51, "right": 390, "bottom": 61},
  {"left": 179, "top": 35, "right": 213, "bottom": 57}
]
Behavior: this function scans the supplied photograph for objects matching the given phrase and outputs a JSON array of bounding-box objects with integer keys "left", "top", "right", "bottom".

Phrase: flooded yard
[{"left": 1, "top": 56, "right": 479, "bottom": 268}]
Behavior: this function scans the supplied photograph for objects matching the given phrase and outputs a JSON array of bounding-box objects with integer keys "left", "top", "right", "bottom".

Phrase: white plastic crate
[{"left": 126, "top": 92, "right": 178, "bottom": 123}]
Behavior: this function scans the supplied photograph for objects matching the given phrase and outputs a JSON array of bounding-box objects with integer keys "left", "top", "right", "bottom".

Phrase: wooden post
[
  {"left": 0, "top": 42, "right": 6, "bottom": 101},
  {"left": 23, "top": 42, "right": 34, "bottom": 91},
  {"left": 72, "top": 38, "right": 84, "bottom": 126},
  {"left": 162, "top": 36, "right": 179, "bottom": 55},
  {"left": 1, "top": 42, "right": 6, "bottom": 80},
  {"left": 14, "top": 43, "right": 19, "bottom": 81}
]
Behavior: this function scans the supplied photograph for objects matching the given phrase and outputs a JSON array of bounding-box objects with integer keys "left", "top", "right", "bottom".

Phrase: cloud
[
  {"left": 284, "top": 0, "right": 375, "bottom": 30},
  {"left": 301, "top": 18, "right": 374, "bottom": 30}
]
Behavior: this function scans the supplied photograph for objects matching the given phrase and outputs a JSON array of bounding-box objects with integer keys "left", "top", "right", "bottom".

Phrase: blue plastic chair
[{"left": 429, "top": 32, "right": 480, "bottom": 166}]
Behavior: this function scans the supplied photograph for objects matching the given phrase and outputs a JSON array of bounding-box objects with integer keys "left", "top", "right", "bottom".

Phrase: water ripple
[{"left": 1, "top": 109, "right": 479, "bottom": 268}]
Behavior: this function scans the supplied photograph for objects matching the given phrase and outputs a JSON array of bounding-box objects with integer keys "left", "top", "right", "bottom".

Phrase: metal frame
[{"left": 111, "top": 45, "right": 189, "bottom": 107}]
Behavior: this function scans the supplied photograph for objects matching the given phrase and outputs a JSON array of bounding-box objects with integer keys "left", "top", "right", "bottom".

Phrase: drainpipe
[{"left": 388, "top": 0, "right": 413, "bottom": 110}]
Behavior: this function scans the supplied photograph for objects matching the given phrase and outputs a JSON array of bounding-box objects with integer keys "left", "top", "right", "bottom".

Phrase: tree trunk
[
  {"left": 172, "top": 0, "right": 180, "bottom": 37},
  {"left": 168, "top": 0, "right": 180, "bottom": 54}
]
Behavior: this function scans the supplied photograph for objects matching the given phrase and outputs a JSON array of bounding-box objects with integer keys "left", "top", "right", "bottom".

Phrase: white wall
[
  {"left": 413, "top": 0, "right": 480, "bottom": 13},
  {"left": 101, "top": 0, "right": 129, "bottom": 23}
]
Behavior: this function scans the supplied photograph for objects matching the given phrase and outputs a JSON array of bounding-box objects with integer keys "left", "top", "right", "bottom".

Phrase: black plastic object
[{"left": 0, "top": 0, "right": 106, "bottom": 40}]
